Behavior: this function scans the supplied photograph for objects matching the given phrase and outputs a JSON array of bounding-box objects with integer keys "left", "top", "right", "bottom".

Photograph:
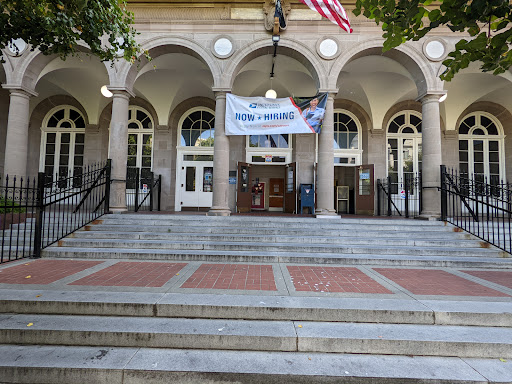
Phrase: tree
[
  {"left": 354, "top": 0, "right": 512, "bottom": 80},
  {"left": 0, "top": 0, "right": 146, "bottom": 63}
]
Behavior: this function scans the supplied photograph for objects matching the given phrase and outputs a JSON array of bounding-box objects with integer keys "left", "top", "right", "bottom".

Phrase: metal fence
[
  {"left": 0, "top": 160, "right": 111, "bottom": 264},
  {"left": 0, "top": 175, "right": 38, "bottom": 263},
  {"left": 376, "top": 174, "right": 422, "bottom": 218},
  {"left": 441, "top": 165, "right": 511, "bottom": 254},
  {"left": 126, "top": 168, "right": 161, "bottom": 212}
]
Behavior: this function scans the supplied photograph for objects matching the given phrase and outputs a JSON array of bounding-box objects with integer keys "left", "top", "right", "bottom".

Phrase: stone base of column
[
  {"left": 109, "top": 207, "right": 128, "bottom": 214},
  {"left": 417, "top": 212, "right": 441, "bottom": 221},
  {"left": 109, "top": 180, "right": 127, "bottom": 214},
  {"left": 207, "top": 206, "right": 231, "bottom": 216},
  {"left": 315, "top": 209, "right": 340, "bottom": 219}
]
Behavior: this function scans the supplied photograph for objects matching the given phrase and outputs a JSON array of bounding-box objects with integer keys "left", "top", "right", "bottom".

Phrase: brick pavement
[{"left": 0, "top": 259, "right": 511, "bottom": 298}]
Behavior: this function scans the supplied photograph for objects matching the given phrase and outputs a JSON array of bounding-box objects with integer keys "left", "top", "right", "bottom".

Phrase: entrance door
[
  {"left": 284, "top": 162, "right": 296, "bottom": 213},
  {"left": 179, "top": 161, "right": 213, "bottom": 210},
  {"left": 237, "top": 162, "right": 251, "bottom": 213},
  {"left": 269, "top": 178, "right": 284, "bottom": 211},
  {"left": 355, "top": 164, "right": 374, "bottom": 215}
]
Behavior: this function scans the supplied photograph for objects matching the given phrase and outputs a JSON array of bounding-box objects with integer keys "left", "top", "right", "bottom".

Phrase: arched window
[
  {"left": 458, "top": 112, "right": 505, "bottom": 187},
  {"left": 180, "top": 109, "right": 215, "bottom": 147},
  {"left": 40, "top": 106, "right": 86, "bottom": 185},
  {"left": 127, "top": 107, "right": 154, "bottom": 186},
  {"left": 333, "top": 110, "right": 362, "bottom": 165},
  {"left": 387, "top": 111, "right": 422, "bottom": 193}
]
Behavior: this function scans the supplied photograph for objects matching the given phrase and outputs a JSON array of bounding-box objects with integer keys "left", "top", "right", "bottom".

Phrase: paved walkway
[{"left": 0, "top": 258, "right": 511, "bottom": 301}]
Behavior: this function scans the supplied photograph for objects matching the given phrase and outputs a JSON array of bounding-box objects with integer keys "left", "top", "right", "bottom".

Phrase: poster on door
[{"left": 225, "top": 93, "right": 327, "bottom": 135}]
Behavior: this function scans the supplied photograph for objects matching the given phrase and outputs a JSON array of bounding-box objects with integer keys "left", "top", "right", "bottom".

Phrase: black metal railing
[
  {"left": 441, "top": 165, "right": 511, "bottom": 254},
  {"left": 0, "top": 175, "right": 38, "bottom": 263},
  {"left": 0, "top": 160, "right": 112, "bottom": 264},
  {"left": 126, "top": 168, "right": 161, "bottom": 212},
  {"left": 376, "top": 174, "right": 422, "bottom": 218}
]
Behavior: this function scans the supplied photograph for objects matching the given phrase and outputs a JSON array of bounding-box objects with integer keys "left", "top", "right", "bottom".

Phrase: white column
[
  {"left": 316, "top": 93, "right": 338, "bottom": 217},
  {"left": 3, "top": 88, "right": 35, "bottom": 178},
  {"left": 420, "top": 93, "right": 443, "bottom": 219},
  {"left": 208, "top": 90, "right": 231, "bottom": 216},
  {"left": 108, "top": 90, "right": 131, "bottom": 213}
]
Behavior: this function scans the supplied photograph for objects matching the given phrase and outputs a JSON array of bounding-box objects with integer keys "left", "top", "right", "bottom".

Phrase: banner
[{"left": 225, "top": 93, "right": 327, "bottom": 135}]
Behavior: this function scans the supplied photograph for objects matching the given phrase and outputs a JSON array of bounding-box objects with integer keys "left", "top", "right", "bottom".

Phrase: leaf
[
  {"left": 26, "top": 323, "right": 33, "bottom": 327},
  {"left": 35, "top": 295, "right": 41, "bottom": 298},
  {"left": 25, "top": 276, "right": 31, "bottom": 279},
  {"left": 297, "top": 324, "right": 303, "bottom": 328},
  {"left": 500, "top": 358, "right": 507, "bottom": 362}
]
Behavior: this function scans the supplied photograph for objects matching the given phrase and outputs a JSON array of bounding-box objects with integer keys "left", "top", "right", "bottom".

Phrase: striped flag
[{"left": 299, "top": 0, "right": 353, "bottom": 33}]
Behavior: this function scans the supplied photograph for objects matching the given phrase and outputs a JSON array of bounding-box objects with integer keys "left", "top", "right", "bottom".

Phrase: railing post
[
  {"left": 377, "top": 179, "right": 381, "bottom": 216},
  {"left": 105, "top": 159, "right": 112, "bottom": 214},
  {"left": 405, "top": 174, "right": 409, "bottom": 218},
  {"left": 157, "top": 175, "right": 162, "bottom": 211},
  {"left": 440, "top": 165, "right": 447, "bottom": 221},
  {"left": 387, "top": 176, "right": 392, "bottom": 216},
  {"left": 33, "top": 172, "right": 45, "bottom": 258},
  {"left": 134, "top": 167, "right": 140, "bottom": 213},
  {"left": 149, "top": 171, "right": 154, "bottom": 212}
]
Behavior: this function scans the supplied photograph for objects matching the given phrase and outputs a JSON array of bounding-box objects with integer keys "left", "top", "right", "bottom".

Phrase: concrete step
[
  {"left": 54, "top": 238, "right": 500, "bottom": 258},
  {"left": 1, "top": 345, "right": 509, "bottom": 384},
  {"left": 1, "top": 290, "right": 510, "bottom": 327},
  {"left": 101, "top": 214, "right": 448, "bottom": 225},
  {"left": 41, "top": 247, "right": 512, "bottom": 268},
  {"left": 1, "top": 313, "right": 510, "bottom": 358},
  {"left": 70, "top": 230, "right": 481, "bottom": 244},
  {"left": 83, "top": 222, "right": 457, "bottom": 234}
]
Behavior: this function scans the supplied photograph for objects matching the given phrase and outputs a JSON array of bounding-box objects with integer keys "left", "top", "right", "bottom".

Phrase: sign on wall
[{"left": 225, "top": 93, "right": 327, "bottom": 135}]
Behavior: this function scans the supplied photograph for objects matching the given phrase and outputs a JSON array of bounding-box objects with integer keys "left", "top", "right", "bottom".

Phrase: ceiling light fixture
[{"left": 265, "top": 36, "right": 279, "bottom": 99}]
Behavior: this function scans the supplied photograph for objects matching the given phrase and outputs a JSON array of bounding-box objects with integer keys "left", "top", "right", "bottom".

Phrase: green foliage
[
  {"left": 354, "top": 0, "right": 512, "bottom": 80},
  {"left": 0, "top": 0, "right": 148, "bottom": 64},
  {"left": 0, "top": 198, "right": 25, "bottom": 213}
]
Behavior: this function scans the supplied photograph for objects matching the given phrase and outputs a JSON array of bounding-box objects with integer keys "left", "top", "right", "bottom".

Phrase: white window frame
[
  {"left": 39, "top": 105, "right": 86, "bottom": 178},
  {"left": 333, "top": 109, "right": 363, "bottom": 166},
  {"left": 127, "top": 106, "right": 155, "bottom": 173},
  {"left": 175, "top": 107, "right": 216, "bottom": 210},
  {"left": 458, "top": 112, "right": 506, "bottom": 182},
  {"left": 245, "top": 134, "right": 293, "bottom": 164},
  {"left": 386, "top": 110, "right": 423, "bottom": 183}
]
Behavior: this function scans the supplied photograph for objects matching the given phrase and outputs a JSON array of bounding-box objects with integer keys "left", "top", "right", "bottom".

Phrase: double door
[{"left": 178, "top": 161, "right": 213, "bottom": 210}]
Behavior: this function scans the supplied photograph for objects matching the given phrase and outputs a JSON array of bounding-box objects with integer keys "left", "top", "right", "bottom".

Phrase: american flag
[{"left": 299, "top": 0, "right": 353, "bottom": 33}]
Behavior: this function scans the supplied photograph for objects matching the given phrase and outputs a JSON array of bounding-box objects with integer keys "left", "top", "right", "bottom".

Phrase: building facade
[{"left": 1, "top": 0, "right": 511, "bottom": 217}]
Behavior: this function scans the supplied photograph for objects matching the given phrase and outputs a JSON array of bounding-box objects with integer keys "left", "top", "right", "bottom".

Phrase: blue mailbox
[{"left": 299, "top": 184, "right": 315, "bottom": 214}]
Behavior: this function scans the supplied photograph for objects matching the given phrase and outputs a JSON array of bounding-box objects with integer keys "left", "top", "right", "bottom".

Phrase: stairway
[
  {"left": 42, "top": 214, "right": 511, "bottom": 268},
  {"left": 1, "top": 214, "right": 511, "bottom": 383},
  {"left": 0, "top": 290, "right": 511, "bottom": 383}
]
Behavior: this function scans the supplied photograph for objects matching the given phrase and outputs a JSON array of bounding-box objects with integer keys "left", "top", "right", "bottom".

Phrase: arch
[
  {"left": 178, "top": 107, "right": 216, "bottom": 147},
  {"left": 455, "top": 101, "right": 512, "bottom": 135},
  {"left": 222, "top": 37, "right": 327, "bottom": 90},
  {"left": 111, "top": 36, "right": 221, "bottom": 91},
  {"left": 329, "top": 39, "right": 442, "bottom": 97},
  {"left": 5, "top": 42, "right": 94, "bottom": 91},
  {"left": 169, "top": 97, "right": 216, "bottom": 134}
]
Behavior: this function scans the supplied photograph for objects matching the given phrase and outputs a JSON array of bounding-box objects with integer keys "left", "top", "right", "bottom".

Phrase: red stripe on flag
[{"left": 299, "top": 0, "right": 352, "bottom": 33}]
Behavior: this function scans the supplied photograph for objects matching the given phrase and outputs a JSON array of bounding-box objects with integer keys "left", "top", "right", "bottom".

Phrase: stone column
[
  {"left": 420, "top": 93, "right": 444, "bottom": 219},
  {"left": 208, "top": 90, "right": 231, "bottom": 216},
  {"left": 3, "top": 88, "right": 35, "bottom": 178},
  {"left": 108, "top": 90, "right": 131, "bottom": 213},
  {"left": 316, "top": 92, "right": 338, "bottom": 218}
]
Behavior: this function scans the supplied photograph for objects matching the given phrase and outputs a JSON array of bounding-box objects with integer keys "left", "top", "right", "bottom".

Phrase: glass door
[{"left": 179, "top": 162, "right": 213, "bottom": 209}]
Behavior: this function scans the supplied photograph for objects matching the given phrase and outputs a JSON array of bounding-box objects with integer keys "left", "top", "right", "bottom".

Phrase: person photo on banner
[{"left": 301, "top": 96, "right": 325, "bottom": 133}]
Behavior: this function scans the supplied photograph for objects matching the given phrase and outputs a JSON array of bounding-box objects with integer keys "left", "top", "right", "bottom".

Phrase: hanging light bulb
[
  {"left": 265, "top": 89, "right": 277, "bottom": 99},
  {"left": 265, "top": 75, "right": 277, "bottom": 99}
]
